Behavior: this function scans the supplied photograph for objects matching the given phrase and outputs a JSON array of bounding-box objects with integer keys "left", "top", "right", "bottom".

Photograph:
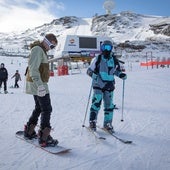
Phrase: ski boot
[
  {"left": 104, "top": 122, "right": 115, "bottom": 133},
  {"left": 38, "top": 127, "right": 58, "bottom": 147},
  {"left": 24, "top": 124, "right": 37, "bottom": 139},
  {"left": 89, "top": 120, "right": 97, "bottom": 131}
]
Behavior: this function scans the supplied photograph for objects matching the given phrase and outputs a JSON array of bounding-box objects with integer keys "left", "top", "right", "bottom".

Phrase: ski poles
[
  {"left": 82, "top": 84, "right": 93, "bottom": 127},
  {"left": 121, "top": 80, "right": 125, "bottom": 122}
]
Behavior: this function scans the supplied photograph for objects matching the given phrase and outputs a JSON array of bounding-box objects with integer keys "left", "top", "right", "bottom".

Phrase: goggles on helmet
[
  {"left": 101, "top": 44, "right": 113, "bottom": 51},
  {"left": 44, "top": 37, "right": 56, "bottom": 49}
]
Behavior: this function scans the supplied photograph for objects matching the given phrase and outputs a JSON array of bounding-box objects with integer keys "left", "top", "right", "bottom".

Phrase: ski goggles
[
  {"left": 101, "top": 44, "right": 113, "bottom": 51},
  {"left": 44, "top": 37, "right": 56, "bottom": 49}
]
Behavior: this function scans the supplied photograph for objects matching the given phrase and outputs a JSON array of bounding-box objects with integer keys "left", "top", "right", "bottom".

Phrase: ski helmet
[{"left": 100, "top": 40, "right": 113, "bottom": 52}]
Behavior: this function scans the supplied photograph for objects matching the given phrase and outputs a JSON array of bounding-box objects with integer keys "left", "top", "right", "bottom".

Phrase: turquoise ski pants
[{"left": 89, "top": 88, "right": 114, "bottom": 125}]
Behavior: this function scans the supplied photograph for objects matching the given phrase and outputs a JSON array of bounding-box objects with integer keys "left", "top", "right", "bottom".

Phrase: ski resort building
[{"left": 53, "top": 35, "right": 112, "bottom": 62}]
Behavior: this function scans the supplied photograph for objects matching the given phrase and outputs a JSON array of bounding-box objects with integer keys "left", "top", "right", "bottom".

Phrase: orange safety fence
[{"left": 140, "top": 60, "right": 170, "bottom": 66}]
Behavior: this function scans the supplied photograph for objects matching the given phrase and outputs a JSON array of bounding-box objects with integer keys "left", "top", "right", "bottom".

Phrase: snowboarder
[
  {"left": 87, "top": 40, "right": 127, "bottom": 132},
  {"left": 0, "top": 63, "right": 8, "bottom": 94},
  {"left": 11, "top": 70, "right": 21, "bottom": 88},
  {"left": 24, "top": 33, "right": 58, "bottom": 147}
]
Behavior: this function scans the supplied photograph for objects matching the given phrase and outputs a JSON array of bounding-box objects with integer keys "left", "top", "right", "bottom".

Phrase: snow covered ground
[{"left": 0, "top": 56, "right": 170, "bottom": 170}]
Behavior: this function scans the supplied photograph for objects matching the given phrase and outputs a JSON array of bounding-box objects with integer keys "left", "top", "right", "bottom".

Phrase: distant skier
[
  {"left": 24, "top": 33, "right": 58, "bottom": 147},
  {"left": 0, "top": 63, "right": 8, "bottom": 94},
  {"left": 11, "top": 70, "right": 21, "bottom": 88},
  {"left": 87, "top": 40, "right": 127, "bottom": 132}
]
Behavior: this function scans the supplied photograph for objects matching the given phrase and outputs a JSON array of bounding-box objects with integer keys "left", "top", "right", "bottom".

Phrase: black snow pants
[
  {"left": 14, "top": 79, "right": 19, "bottom": 88},
  {"left": 27, "top": 94, "right": 52, "bottom": 130},
  {"left": 0, "top": 79, "right": 7, "bottom": 91}
]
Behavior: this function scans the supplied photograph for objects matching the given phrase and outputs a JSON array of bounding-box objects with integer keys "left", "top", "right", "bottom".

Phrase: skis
[
  {"left": 98, "top": 126, "right": 133, "bottom": 144},
  {"left": 83, "top": 124, "right": 132, "bottom": 144},
  {"left": 82, "top": 125, "right": 106, "bottom": 140},
  {"left": 16, "top": 131, "right": 71, "bottom": 154}
]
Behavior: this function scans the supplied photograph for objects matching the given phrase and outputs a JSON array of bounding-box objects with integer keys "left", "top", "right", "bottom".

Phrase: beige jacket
[{"left": 26, "top": 46, "right": 50, "bottom": 95}]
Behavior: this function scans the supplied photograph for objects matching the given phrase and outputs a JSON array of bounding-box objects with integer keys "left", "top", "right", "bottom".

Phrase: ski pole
[
  {"left": 82, "top": 84, "right": 93, "bottom": 127},
  {"left": 121, "top": 80, "right": 125, "bottom": 122}
]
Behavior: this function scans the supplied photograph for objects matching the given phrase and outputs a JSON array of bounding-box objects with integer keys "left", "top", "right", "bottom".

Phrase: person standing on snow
[
  {"left": 24, "top": 33, "right": 58, "bottom": 147},
  {"left": 11, "top": 70, "right": 21, "bottom": 88},
  {"left": 0, "top": 63, "right": 8, "bottom": 94},
  {"left": 87, "top": 40, "right": 127, "bottom": 132}
]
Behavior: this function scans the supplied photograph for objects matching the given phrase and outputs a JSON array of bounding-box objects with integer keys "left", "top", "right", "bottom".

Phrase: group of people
[
  {"left": 23, "top": 33, "right": 127, "bottom": 147},
  {"left": 0, "top": 63, "right": 21, "bottom": 93}
]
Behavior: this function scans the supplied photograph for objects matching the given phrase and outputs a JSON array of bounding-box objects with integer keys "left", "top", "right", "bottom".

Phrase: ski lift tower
[{"left": 103, "top": 0, "right": 115, "bottom": 15}]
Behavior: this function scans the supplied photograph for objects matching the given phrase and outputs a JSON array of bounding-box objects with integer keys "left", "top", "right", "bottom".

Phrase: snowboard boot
[
  {"left": 24, "top": 124, "right": 37, "bottom": 139},
  {"left": 104, "top": 122, "right": 115, "bottom": 133},
  {"left": 38, "top": 127, "right": 58, "bottom": 147},
  {"left": 89, "top": 120, "right": 97, "bottom": 131}
]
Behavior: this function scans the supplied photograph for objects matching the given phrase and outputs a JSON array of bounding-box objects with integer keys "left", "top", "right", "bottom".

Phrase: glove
[
  {"left": 37, "top": 85, "right": 46, "bottom": 97},
  {"left": 92, "top": 73, "right": 97, "bottom": 80},
  {"left": 119, "top": 73, "right": 127, "bottom": 80},
  {"left": 87, "top": 68, "right": 93, "bottom": 77}
]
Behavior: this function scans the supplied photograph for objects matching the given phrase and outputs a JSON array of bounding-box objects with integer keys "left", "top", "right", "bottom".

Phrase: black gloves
[{"left": 119, "top": 73, "right": 127, "bottom": 80}]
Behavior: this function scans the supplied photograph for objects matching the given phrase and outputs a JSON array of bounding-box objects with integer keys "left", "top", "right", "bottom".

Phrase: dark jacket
[
  {"left": 12, "top": 73, "right": 21, "bottom": 81},
  {"left": 0, "top": 68, "right": 8, "bottom": 80}
]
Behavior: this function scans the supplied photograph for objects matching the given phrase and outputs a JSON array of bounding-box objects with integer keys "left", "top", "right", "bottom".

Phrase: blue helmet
[{"left": 101, "top": 40, "right": 113, "bottom": 52}]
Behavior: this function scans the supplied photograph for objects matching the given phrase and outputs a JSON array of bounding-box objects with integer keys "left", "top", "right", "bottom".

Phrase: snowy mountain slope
[
  {"left": 0, "top": 56, "right": 169, "bottom": 170},
  {"left": 74, "top": 18, "right": 92, "bottom": 35},
  {"left": 0, "top": 12, "right": 170, "bottom": 57},
  {"left": 91, "top": 12, "right": 168, "bottom": 41}
]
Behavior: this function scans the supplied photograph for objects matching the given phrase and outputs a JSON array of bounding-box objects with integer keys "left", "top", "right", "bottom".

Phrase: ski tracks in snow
[{"left": 112, "top": 69, "right": 170, "bottom": 170}]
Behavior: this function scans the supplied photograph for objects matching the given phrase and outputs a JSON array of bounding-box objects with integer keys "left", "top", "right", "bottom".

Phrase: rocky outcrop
[{"left": 150, "top": 22, "right": 170, "bottom": 36}]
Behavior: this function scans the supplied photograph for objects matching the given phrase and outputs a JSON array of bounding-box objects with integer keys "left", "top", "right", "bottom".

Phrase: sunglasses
[
  {"left": 101, "top": 44, "right": 112, "bottom": 51},
  {"left": 44, "top": 37, "right": 56, "bottom": 49}
]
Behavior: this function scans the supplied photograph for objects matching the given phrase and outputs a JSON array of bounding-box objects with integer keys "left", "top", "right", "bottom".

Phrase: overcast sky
[{"left": 0, "top": 0, "right": 169, "bottom": 33}]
